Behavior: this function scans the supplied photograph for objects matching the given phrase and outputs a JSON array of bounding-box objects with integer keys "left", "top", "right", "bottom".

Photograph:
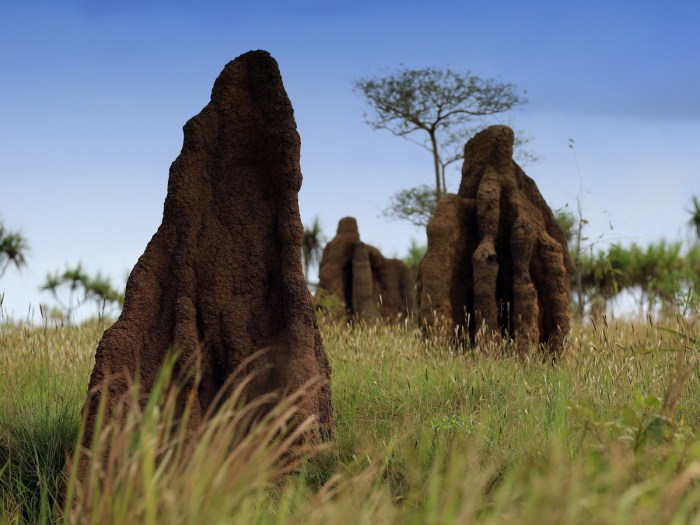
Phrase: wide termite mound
[
  {"left": 418, "top": 125, "right": 571, "bottom": 354},
  {"left": 317, "top": 217, "right": 415, "bottom": 323},
  {"left": 73, "top": 50, "right": 333, "bottom": 484}
]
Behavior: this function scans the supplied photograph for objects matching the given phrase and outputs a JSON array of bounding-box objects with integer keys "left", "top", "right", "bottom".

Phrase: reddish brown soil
[
  {"left": 74, "top": 50, "right": 333, "bottom": 483},
  {"left": 317, "top": 217, "right": 416, "bottom": 323},
  {"left": 418, "top": 125, "right": 571, "bottom": 354}
]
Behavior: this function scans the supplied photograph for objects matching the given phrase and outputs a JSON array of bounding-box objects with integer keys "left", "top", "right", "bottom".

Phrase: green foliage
[
  {"left": 315, "top": 288, "right": 347, "bottom": 312},
  {"left": 383, "top": 185, "right": 437, "bottom": 227},
  {"left": 85, "top": 272, "right": 124, "bottom": 313},
  {"left": 0, "top": 321, "right": 94, "bottom": 523},
  {"left": 402, "top": 238, "right": 427, "bottom": 278},
  {"left": 558, "top": 189, "right": 700, "bottom": 316},
  {"left": 554, "top": 207, "right": 576, "bottom": 246},
  {"left": 302, "top": 216, "right": 325, "bottom": 284},
  {"left": 577, "top": 241, "right": 700, "bottom": 315},
  {"left": 353, "top": 66, "right": 527, "bottom": 204},
  {"left": 0, "top": 219, "right": 29, "bottom": 280},
  {"left": 40, "top": 263, "right": 124, "bottom": 323},
  {"left": 3, "top": 318, "right": 700, "bottom": 523},
  {"left": 353, "top": 67, "right": 524, "bottom": 138},
  {"left": 382, "top": 132, "right": 538, "bottom": 228},
  {"left": 569, "top": 393, "right": 678, "bottom": 454}
]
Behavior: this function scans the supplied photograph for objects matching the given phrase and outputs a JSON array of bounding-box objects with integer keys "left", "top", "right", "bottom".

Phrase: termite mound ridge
[
  {"left": 418, "top": 125, "right": 571, "bottom": 354},
  {"left": 72, "top": 50, "right": 333, "bottom": 485}
]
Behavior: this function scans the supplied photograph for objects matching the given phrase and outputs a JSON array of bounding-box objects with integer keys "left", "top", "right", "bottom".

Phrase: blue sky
[{"left": 1, "top": 0, "right": 699, "bottom": 320}]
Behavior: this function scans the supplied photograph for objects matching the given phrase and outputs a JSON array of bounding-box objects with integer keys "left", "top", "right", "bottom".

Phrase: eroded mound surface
[
  {"left": 418, "top": 125, "right": 571, "bottom": 353},
  {"left": 317, "top": 217, "right": 415, "bottom": 323},
  {"left": 75, "top": 50, "right": 333, "bottom": 482}
]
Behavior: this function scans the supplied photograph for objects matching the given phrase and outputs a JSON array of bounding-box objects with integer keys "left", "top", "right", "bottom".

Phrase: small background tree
[
  {"left": 302, "top": 217, "right": 325, "bottom": 291},
  {"left": 0, "top": 219, "right": 29, "bottom": 280},
  {"left": 41, "top": 263, "right": 124, "bottom": 323},
  {"left": 354, "top": 66, "right": 529, "bottom": 226},
  {"left": 382, "top": 185, "right": 437, "bottom": 228}
]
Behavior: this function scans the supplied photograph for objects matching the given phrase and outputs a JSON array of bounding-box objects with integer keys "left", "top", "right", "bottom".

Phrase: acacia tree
[
  {"left": 0, "top": 219, "right": 29, "bottom": 279},
  {"left": 353, "top": 67, "right": 527, "bottom": 206},
  {"left": 381, "top": 185, "right": 436, "bottom": 227}
]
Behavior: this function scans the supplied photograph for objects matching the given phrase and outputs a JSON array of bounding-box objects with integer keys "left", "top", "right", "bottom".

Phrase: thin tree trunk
[
  {"left": 429, "top": 131, "right": 442, "bottom": 201},
  {"left": 440, "top": 163, "right": 447, "bottom": 195}
]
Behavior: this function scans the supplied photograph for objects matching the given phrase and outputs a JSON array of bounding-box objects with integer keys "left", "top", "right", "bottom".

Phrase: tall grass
[
  {"left": 1, "top": 314, "right": 699, "bottom": 523},
  {"left": 0, "top": 321, "right": 93, "bottom": 522}
]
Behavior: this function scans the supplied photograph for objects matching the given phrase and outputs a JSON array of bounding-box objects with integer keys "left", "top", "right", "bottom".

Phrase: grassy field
[{"left": 1, "top": 315, "right": 700, "bottom": 524}]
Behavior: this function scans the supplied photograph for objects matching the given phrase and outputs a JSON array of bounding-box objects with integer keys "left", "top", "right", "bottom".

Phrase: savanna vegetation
[
  {"left": 553, "top": 203, "right": 700, "bottom": 320},
  {"left": 1, "top": 314, "right": 700, "bottom": 524},
  {"left": 3, "top": 174, "right": 700, "bottom": 525},
  {"left": 40, "top": 264, "right": 124, "bottom": 323},
  {"left": 2, "top": 66, "right": 699, "bottom": 524}
]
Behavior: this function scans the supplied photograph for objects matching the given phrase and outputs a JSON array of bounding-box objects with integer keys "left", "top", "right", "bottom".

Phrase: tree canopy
[
  {"left": 354, "top": 67, "right": 529, "bottom": 228},
  {"left": 353, "top": 66, "right": 527, "bottom": 202},
  {"left": 381, "top": 185, "right": 437, "bottom": 227}
]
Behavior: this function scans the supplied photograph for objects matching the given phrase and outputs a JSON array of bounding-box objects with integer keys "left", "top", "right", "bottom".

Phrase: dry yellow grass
[{"left": 0, "top": 314, "right": 699, "bottom": 523}]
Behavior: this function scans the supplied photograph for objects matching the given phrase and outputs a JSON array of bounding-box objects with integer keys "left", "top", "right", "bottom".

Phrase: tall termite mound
[
  {"left": 418, "top": 125, "right": 571, "bottom": 353},
  {"left": 317, "top": 217, "right": 415, "bottom": 323},
  {"left": 73, "top": 50, "right": 333, "bottom": 483}
]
